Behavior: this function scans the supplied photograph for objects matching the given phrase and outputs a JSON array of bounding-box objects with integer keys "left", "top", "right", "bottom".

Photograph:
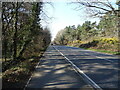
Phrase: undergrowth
[
  {"left": 67, "top": 37, "right": 120, "bottom": 55},
  {"left": 2, "top": 52, "right": 44, "bottom": 89}
]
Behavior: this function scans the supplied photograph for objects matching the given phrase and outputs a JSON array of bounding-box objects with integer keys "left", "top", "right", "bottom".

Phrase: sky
[{"left": 41, "top": 0, "right": 117, "bottom": 41}]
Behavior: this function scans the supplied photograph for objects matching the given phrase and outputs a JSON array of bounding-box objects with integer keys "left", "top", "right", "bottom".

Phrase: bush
[
  {"left": 99, "top": 37, "right": 118, "bottom": 44},
  {"left": 76, "top": 37, "right": 118, "bottom": 51}
]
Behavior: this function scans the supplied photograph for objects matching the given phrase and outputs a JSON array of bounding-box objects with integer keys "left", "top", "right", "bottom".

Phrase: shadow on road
[
  {"left": 56, "top": 46, "right": 119, "bottom": 89},
  {"left": 26, "top": 47, "right": 92, "bottom": 89}
]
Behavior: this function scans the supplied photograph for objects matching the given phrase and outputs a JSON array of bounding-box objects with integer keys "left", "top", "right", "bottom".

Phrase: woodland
[
  {"left": 2, "top": 2, "right": 51, "bottom": 88},
  {"left": 54, "top": 1, "right": 120, "bottom": 55}
]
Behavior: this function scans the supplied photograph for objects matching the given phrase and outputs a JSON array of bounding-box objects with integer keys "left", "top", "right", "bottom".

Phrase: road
[
  {"left": 25, "top": 46, "right": 93, "bottom": 89},
  {"left": 54, "top": 45, "right": 119, "bottom": 89},
  {"left": 25, "top": 45, "right": 119, "bottom": 89}
]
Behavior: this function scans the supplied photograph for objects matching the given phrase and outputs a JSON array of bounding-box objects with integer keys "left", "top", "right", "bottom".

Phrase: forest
[
  {"left": 54, "top": 13, "right": 119, "bottom": 54},
  {"left": 1, "top": 2, "right": 51, "bottom": 88},
  {"left": 1, "top": 0, "right": 120, "bottom": 89}
]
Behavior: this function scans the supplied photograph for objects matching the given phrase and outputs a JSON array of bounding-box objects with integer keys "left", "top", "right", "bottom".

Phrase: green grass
[
  {"left": 68, "top": 43, "right": 120, "bottom": 55},
  {"left": 67, "top": 42, "right": 118, "bottom": 55},
  {"left": 84, "top": 48, "right": 120, "bottom": 55}
]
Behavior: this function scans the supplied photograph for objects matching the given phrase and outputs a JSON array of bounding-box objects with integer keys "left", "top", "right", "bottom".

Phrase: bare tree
[
  {"left": 74, "top": 0, "right": 118, "bottom": 17},
  {"left": 74, "top": 0, "right": 120, "bottom": 53}
]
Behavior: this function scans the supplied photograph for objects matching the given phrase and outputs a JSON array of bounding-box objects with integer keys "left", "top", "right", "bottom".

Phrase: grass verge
[
  {"left": 81, "top": 47, "right": 120, "bottom": 55},
  {"left": 2, "top": 52, "right": 44, "bottom": 89}
]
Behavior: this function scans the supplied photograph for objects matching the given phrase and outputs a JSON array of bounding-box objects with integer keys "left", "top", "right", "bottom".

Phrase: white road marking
[
  {"left": 83, "top": 52, "right": 115, "bottom": 63},
  {"left": 95, "top": 56, "right": 114, "bottom": 63},
  {"left": 68, "top": 46, "right": 118, "bottom": 63},
  {"left": 53, "top": 46, "right": 102, "bottom": 90}
]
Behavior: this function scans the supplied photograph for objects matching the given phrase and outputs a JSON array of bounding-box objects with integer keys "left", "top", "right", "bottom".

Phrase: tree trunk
[
  {"left": 2, "top": 3, "right": 7, "bottom": 62},
  {"left": 17, "top": 39, "right": 31, "bottom": 59},
  {"left": 13, "top": 2, "right": 18, "bottom": 61}
]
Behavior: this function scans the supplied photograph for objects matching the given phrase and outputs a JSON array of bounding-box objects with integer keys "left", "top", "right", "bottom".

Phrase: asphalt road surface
[
  {"left": 26, "top": 46, "right": 93, "bottom": 89},
  {"left": 54, "top": 45, "right": 119, "bottom": 89},
  {"left": 26, "top": 45, "right": 119, "bottom": 89}
]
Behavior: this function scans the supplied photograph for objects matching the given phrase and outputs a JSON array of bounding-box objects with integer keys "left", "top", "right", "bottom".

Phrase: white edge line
[
  {"left": 95, "top": 56, "right": 114, "bottom": 63},
  {"left": 52, "top": 46, "right": 102, "bottom": 90},
  {"left": 69, "top": 46, "right": 116, "bottom": 63}
]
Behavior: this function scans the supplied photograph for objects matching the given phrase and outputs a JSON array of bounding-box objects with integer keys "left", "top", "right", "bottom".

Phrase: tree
[
  {"left": 74, "top": 0, "right": 118, "bottom": 17},
  {"left": 2, "top": 2, "right": 51, "bottom": 71},
  {"left": 98, "top": 14, "right": 118, "bottom": 37}
]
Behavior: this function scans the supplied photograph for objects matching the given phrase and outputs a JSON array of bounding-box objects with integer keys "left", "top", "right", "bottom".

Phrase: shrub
[{"left": 100, "top": 37, "right": 118, "bottom": 44}]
